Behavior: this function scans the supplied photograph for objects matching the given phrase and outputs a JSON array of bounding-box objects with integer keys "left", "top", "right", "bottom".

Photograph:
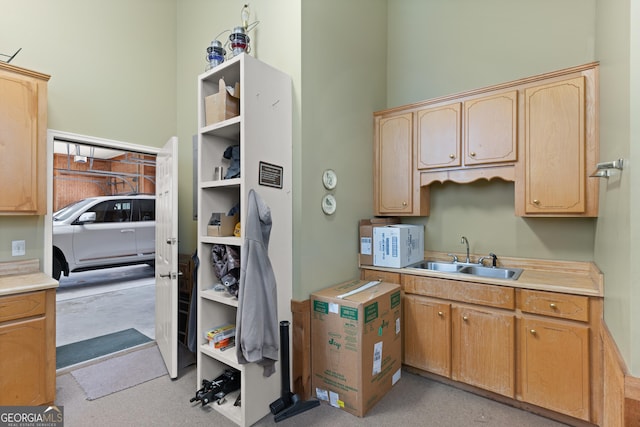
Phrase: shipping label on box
[
  {"left": 373, "top": 224, "right": 424, "bottom": 268},
  {"left": 311, "top": 279, "right": 402, "bottom": 417},
  {"left": 358, "top": 217, "right": 399, "bottom": 266}
]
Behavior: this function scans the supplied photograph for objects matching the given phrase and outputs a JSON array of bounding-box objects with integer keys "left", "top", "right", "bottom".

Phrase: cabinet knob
[
  {"left": 470, "top": 152, "right": 476, "bottom": 157},
  {"left": 533, "top": 199, "right": 540, "bottom": 205},
  {"left": 530, "top": 329, "right": 537, "bottom": 335},
  {"left": 463, "top": 316, "right": 468, "bottom": 321},
  {"left": 549, "top": 303, "right": 557, "bottom": 309},
  {"left": 437, "top": 311, "right": 444, "bottom": 317},
  {"left": 402, "top": 201, "right": 408, "bottom": 206},
  {"left": 449, "top": 154, "right": 455, "bottom": 159}
]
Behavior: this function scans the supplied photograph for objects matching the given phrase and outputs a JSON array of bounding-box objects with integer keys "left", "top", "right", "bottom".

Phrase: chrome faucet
[
  {"left": 479, "top": 252, "right": 498, "bottom": 267},
  {"left": 460, "top": 236, "right": 470, "bottom": 263}
]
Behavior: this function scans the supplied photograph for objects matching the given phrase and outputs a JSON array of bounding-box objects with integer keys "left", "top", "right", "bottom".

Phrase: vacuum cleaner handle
[{"left": 280, "top": 320, "right": 291, "bottom": 396}]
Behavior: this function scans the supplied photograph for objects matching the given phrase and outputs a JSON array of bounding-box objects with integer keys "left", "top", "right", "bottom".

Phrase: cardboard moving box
[
  {"left": 373, "top": 224, "right": 424, "bottom": 268},
  {"left": 207, "top": 213, "right": 239, "bottom": 237},
  {"left": 358, "top": 217, "right": 399, "bottom": 266},
  {"left": 311, "top": 279, "right": 402, "bottom": 417},
  {"left": 205, "top": 78, "right": 240, "bottom": 126}
]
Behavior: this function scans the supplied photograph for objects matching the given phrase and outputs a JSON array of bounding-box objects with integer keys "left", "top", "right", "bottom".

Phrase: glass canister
[
  {"left": 206, "top": 40, "right": 226, "bottom": 70},
  {"left": 229, "top": 26, "right": 250, "bottom": 56}
]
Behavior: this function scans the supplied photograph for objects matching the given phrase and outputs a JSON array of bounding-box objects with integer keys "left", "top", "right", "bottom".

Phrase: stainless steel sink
[
  {"left": 406, "top": 260, "right": 523, "bottom": 280},
  {"left": 407, "top": 260, "right": 462, "bottom": 273},
  {"left": 458, "top": 265, "right": 523, "bottom": 280}
]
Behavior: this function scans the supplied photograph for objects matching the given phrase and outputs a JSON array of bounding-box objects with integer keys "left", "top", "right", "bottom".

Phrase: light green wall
[
  {"left": 403, "top": 182, "right": 596, "bottom": 260},
  {"left": 295, "top": 0, "right": 387, "bottom": 298},
  {"left": 387, "top": 0, "right": 598, "bottom": 262},
  {"left": 387, "top": 0, "right": 596, "bottom": 105},
  {"left": 0, "top": 0, "right": 176, "bottom": 265},
  {"left": 630, "top": 0, "right": 640, "bottom": 379},
  {"left": 0, "top": 0, "right": 176, "bottom": 145},
  {"left": 175, "top": 0, "right": 301, "bottom": 255},
  {"left": 594, "top": 0, "right": 639, "bottom": 375}
]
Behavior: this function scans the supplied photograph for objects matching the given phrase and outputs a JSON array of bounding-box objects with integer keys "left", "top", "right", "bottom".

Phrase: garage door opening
[{"left": 51, "top": 135, "right": 159, "bottom": 369}]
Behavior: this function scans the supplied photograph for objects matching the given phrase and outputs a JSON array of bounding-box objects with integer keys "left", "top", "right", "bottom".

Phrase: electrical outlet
[{"left": 12, "top": 240, "right": 26, "bottom": 257}]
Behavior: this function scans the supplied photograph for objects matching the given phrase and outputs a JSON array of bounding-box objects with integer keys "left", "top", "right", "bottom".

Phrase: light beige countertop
[
  {"left": 0, "top": 259, "right": 58, "bottom": 297},
  {"left": 361, "top": 251, "right": 603, "bottom": 297}
]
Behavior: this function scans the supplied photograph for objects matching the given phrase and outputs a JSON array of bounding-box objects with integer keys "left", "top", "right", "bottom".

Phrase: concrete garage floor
[{"left": 56, "top": 265, "right": 156, "bottom": 347}]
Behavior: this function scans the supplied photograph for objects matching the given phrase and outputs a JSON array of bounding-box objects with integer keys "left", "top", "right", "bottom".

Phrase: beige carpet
[
  {"left": 57, "top": 346, "right": 569, "bottom": 426},
  {"left": 70, "top": 344, "right": 168, "bottom": 400}
]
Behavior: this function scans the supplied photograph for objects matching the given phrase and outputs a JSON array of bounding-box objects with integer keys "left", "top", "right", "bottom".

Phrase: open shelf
[{"left": 195, "top": 54, "right": 293, "bottom": 426}]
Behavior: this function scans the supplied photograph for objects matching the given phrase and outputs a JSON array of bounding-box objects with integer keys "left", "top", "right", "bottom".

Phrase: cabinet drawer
[
  {"left": 517, "top": 289, "right": 589, "bottom": 322},
  {"left": 403, "top": 275, "right": 514, "bottom": 310},
  {"left": 361, "top": 269, "right": 401, "bottom": 285},
  {"left": 0, "top": 291, "right": 46, "bottom": 323}
]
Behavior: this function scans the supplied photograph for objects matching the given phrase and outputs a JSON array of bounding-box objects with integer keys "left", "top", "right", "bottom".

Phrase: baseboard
[
  {"left": 291, "top": 299, "right": 312, "bottom": 400},
  {"left": 600, "top": 322, "right": 640, "bottom": 426}
]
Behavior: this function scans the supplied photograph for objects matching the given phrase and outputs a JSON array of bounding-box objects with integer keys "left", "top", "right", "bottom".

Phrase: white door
[{"left": 155, "top": 136, "right": 178, "bottom": 378}]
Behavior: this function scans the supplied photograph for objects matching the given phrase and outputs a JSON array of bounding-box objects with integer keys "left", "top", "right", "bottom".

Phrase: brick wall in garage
[{"left": 53, "top": 153, "right": 156, "bottom": 211}]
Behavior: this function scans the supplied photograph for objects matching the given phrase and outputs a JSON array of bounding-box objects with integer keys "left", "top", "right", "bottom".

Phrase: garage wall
[{"left": 53, "top": 154, "right": 156, "bottom": 212}]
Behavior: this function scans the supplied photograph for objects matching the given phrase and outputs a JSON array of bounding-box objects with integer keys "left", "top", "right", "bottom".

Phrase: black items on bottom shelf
[{"left": 189, "top": 368, "right": 241, "bottom": 407}]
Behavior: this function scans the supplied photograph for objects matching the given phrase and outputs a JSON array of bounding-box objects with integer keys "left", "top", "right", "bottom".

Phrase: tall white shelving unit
[{"left": 196, "top": 54, "right": 292, "bottom": 427}]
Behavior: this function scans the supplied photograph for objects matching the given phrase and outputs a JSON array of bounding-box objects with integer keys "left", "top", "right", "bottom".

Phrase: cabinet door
[
  {"left": 375, "top": 113, "right": 414, "bottom": 214},
  {"left": 452, "top": 306, "right": 515, "bottom": 397},
  {"left": 464, "top": 91, "right": 517, "bottom": 166},
  {"left": 0, "top": 72, "right": 40, "bottom": 213},
  {"left": 403, "top": 294, "right": 451, "bottom": 377},
  {"left": 417, "top": 103, "right": 461, "bottom": 169},
  {"left": 520, "top": 316, "right": 590, "bottom": 421},
  {"left": 0, "top": 317, "right": 47, "bottom": 405},
  {"left": 524, "top": 77, "right": 586, "bottom": 214}
]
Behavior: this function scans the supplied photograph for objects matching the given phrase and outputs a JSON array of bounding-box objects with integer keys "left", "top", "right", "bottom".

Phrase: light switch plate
[{"left": 12, "top": 240, "right": 26, "bottom": 256}]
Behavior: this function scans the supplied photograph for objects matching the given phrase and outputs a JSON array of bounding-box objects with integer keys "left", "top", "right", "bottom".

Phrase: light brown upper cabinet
[
  {"left": 417, "top": 91, "right": 518, "bottom": 172},
  {"left": 464, "top": 90, "right": 518, "bottom": 166},
  {"left": 417, "top": 103, "right": 462, "bottom": 169},
  {"left": 0, "top": 63, "right": 50, "bottom": 215},
  {"left": 374, "top": 112, "right": 429, "bottom": 216},
  {"left": 517, "top": 74, "right": 597, "bottom": 216},
  {"left": 373, "top": 62, "right": 599, "bottom": 217}
]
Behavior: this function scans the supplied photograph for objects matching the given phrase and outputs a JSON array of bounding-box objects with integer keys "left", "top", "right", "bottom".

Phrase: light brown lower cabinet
[
  {"left": 403, "top": 294, "right": 450, "bottom": 377},
  {"left": 519, "top": 316, "right": 590, "bottom": 420},
  {"left": 0, "top": 289, "right": 56, "bottom": 405},
  {"left": 451, "top": 305, "right": 515, "bottom": 398},
  {"left": 401, "top": 274, "right": 598, "bottom": 424}
]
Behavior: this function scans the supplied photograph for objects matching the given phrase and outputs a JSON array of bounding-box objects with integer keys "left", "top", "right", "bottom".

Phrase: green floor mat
[{"left": 57, "top": 328, "right": 152, "bottom": 369}]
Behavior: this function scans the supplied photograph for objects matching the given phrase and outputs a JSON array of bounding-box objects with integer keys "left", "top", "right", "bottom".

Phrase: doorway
[{"left": 47, "top": 130, "right": 161, "bottom": 369}]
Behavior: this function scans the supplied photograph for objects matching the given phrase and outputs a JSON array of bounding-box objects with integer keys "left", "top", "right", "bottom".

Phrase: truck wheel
[{"left": 53, "top": 256, "right": 62, "bottom": 280}]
